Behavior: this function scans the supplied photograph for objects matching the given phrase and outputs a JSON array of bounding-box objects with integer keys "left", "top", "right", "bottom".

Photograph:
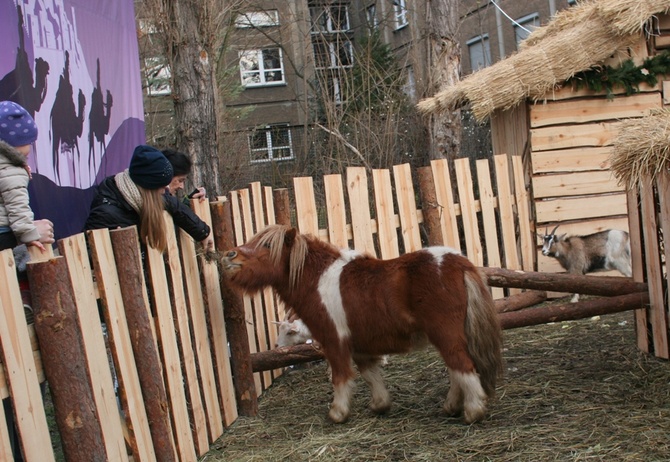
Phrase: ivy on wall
[{"left": 567, "top": 50, "right": 670, "bottom": 98}]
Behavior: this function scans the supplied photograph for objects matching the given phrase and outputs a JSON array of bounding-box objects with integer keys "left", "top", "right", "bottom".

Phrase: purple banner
[{"left": 1, "top": 0, "right": 145, "bottom": 238}]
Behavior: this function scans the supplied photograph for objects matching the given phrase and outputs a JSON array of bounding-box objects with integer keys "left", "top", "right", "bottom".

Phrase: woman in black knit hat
[{"left": 84, "top": 144, "right": 211, "bottom": 252}]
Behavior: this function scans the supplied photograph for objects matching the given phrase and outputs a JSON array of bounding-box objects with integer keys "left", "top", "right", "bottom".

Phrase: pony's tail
[{"left": 464, "top": 269, "right": 504, "bottom": 398}]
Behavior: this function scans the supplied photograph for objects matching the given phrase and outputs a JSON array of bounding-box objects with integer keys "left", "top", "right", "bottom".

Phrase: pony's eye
[{"left": 263, "top": 242, "right": 271, "bottom": 249}]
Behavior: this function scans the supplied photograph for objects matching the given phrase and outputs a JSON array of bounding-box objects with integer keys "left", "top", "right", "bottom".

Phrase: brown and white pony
[{"left": 221, "top": 225, "right": 503, "bottom": 424}]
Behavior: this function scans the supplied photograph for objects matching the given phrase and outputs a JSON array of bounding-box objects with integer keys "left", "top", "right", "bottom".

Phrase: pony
[{"left": 221, "top": 225, "right": 503, "bottom": 424}]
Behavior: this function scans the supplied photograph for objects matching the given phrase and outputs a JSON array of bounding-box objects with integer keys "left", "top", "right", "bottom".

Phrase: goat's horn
[{"left": 551, "top": 224, "right": 560, "bottom": 235}]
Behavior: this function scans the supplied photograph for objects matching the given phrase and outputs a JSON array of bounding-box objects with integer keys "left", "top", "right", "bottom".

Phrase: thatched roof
[
  {"left": 610, "top": 108, "right": 670, "bottom": 188},
  {"left": 417, "top": 0, "right": 670, "bottom": 121}
]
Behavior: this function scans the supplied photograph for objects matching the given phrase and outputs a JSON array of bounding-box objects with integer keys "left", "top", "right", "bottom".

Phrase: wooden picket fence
[{"left": 0, "top": 155, "right": 533, "bottom": 461}]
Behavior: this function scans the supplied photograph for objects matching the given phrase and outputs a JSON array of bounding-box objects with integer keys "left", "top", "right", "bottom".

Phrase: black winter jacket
[{"left": 84, "top": 175, "right": 210, "bottom": 242}]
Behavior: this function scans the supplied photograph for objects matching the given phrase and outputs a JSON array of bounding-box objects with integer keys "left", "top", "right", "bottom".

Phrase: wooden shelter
[{"left": 419, "top": 0, "right": 670, "bottom": 273}]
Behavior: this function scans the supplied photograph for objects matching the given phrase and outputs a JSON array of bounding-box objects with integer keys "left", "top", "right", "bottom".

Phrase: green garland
[{"left": 566, "top": 50, "right": 670, "bottom": 98}]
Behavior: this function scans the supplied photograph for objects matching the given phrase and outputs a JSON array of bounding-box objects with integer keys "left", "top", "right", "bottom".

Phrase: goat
[{"left": 541, "top": 225, "right": 632, "bottom": 302}]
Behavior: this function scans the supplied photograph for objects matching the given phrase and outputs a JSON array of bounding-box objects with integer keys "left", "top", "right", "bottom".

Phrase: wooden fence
[{"left": 0, "top": 155, "right": 533, "bottom": 460}]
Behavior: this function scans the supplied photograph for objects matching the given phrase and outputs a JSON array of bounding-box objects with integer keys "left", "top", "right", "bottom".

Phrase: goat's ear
[
  {"left": 284, "top": 227, "right": 297, "bottom": 247},
  {"left": 558, "top": 233, "right": 567, "bottom": 240}
]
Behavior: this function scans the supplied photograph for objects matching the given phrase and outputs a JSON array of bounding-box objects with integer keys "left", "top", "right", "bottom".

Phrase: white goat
[
  {"left": 541, "top": 226, "right": 632, "bottom": 302},
  {"left": 274, "top": 317, "right": 313, "bottom": 348}
]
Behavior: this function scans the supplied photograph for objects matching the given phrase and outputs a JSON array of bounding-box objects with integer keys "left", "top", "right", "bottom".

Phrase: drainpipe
[{"left": 494, "top": 1, "right": 505, "bottom": 60}]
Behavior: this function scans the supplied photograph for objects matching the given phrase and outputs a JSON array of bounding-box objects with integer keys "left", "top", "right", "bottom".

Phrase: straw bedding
[
  {"left": 610, "top": 108, "right": 670, "bottom": 188},
  {"left": 205, "top": 308, "right": 670, "bottom": 461},
  {"left": 417, "top": 0, "right": 670, "bottom": 121}
]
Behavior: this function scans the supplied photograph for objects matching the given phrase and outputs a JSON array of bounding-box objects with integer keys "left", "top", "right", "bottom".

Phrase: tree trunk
[
  {"left": 426, "top": 0, "right": 461, "bottom": 160},
  {"left": 149, "top": 0, "right": 222, "bottom": 196}
]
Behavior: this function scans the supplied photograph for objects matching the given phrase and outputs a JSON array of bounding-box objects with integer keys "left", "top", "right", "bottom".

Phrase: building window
[
  {"left": 144, "top": 57, "right": 171, "bottom": 96},
  {"left": 393, "top": 0, "right": 408, "bottom": 30},
  {"left": 514, "top": 13, "right": 539, "bottom": 49},
  {"left": 239, "top": 48, "right": 285, "bottom": 87},
  {"left": 568, "top": 0, "right": 577, "bottom": 4},
  {"left": 366, "top": 4, "right": 378, "bottom": 30},
  {"left": 310, "top": 4, "right": 350, "bottom": 33},
  {"left": 235, "top": 10, "right": 280, "bottom": 28},
  {"left": 467, "top": 35, "right": 491, "bottom": 71},
  {"left": 313, "top": 39, "right": 353, "bottom": 69},
  {"left": 248, "top": 125, "right": 294, "bottom": 163}
]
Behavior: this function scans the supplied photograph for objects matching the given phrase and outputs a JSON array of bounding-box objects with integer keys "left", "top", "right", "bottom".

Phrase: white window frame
[
  {"left": 144, "top": 57, "right": 171, "bottom": 96},
  {"left": 313, "top": 39, "right": 353, "bottom": 69},
  {"left": 310, "top": 4, "right": 350, "bottom": 34},
  {"left": 248, "top": 125, "right": 294, "bottom": 163},
  {"left": 467, "top": 34, "right": 491, "bottom": 71},
  {"left": 235, "top": 10, "right": 279, "bottom": 28},
  {"left": 366, "top": 4, "right": 378, "bottom": 30},
  {"left": 514, "top": 13, "right": 539, "bottom": 49},
  {"left": 393, "top": 0, "right": 408, "bottom": 30},
  {"left": 239, "top": 48, "right": 285, "bottom": 88}
]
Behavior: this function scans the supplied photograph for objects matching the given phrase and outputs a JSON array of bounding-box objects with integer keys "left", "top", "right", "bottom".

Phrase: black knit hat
[{"left": 129, "top": 145, "right": 174, "bottom": 189}]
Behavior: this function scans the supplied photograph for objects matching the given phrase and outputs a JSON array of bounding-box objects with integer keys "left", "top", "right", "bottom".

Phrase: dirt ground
[{"left": 203, "top": 308, "right": 670, "bottom": 462}]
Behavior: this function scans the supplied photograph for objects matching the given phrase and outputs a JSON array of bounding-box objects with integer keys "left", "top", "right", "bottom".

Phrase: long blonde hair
[{"left": 138, "top": 186, "right": 168, "bottom": 252}]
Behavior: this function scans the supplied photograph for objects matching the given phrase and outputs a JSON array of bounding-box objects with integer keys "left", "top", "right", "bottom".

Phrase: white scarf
[{"left": 114, "top": 170, "right": 143, "bottom": 213}]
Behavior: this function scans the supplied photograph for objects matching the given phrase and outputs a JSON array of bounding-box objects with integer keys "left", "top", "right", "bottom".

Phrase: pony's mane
[{"left": 255, "top": 225, "right": 309, "bottom": 289}]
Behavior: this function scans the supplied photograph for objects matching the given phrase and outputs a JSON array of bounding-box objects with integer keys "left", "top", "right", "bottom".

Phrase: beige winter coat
[{"left": 0, "top": 140, "right": 39, "bottom": 244}]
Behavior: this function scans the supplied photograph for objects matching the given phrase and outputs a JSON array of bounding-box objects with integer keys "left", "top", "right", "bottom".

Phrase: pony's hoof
[
  {"left": 328, "top": 406, "right": 349, "bottom": 423},
  {"left": 463, "top": 405, "right": 486, "bottom": 424},
  {"left": 443, "top": 401, "right": 463, "bottom": 417},
  {"left": 369, "top": 399, "right": 391, "bottom": 414}
]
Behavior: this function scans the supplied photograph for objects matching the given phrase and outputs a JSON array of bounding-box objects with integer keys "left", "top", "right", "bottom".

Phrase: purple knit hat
[{"left": 0, "top": 101, "right": 38, "bottom": 147}]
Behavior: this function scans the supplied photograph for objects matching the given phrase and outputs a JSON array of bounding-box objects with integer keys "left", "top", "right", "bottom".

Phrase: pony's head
[{"left": 221, "top": 225, "right": 308, "bottom": 291}]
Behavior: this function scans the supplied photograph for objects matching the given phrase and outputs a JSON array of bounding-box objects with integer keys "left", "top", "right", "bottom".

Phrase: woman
[{"left": 85, "top": 145, "right": 211, "bottom": 251}]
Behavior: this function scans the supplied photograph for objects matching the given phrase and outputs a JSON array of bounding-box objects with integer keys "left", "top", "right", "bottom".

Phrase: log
[
  {"left": 252, "top": 344, "right": 325, "bottom": 372},
  {"left": 417, "top": 166, "right": 444, "bottom": 246},
  {"left": 250, "top": 292, "right": 649, "bottom": 372},
  {"left": 481, "top": 267, "right": 647, "bottom": 296},
  {"left": 495, "top": 290, "right": 546, "bottom": 313},
  {"left": 28, "top": 257, "right": 107, "bottom": 461},
  {"left": 210, "top": 200, "right": 258, "bottom": 416},
  {"left": 273, "top": 189, "right": 291, "bottom": 226},
  {"left": 499, "top": 292, "right": 650, "bottom": 329},
  {"left": 109, "top": 228, "right": 177, "bottom": 462}
]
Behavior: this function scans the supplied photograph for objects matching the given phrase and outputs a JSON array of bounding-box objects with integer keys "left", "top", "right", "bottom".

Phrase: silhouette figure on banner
[
  {"left": 50, "top": 51, "right": 86, "bottom": 186},
  {"left": 87, "top": 59, "right": 113, "bottom": 180}
]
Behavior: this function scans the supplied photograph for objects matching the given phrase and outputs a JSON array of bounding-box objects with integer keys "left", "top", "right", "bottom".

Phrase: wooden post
[
  {"left": 210, "top": 199, "right": 258, "bottom": 416},
  {"left": 499, "top": 292, "right": 649, "bottom": 329},
  {"left": 495, "top": 290, "right": 546, "bottom": 313},
  {"left": 273, "top": 189, "right": 291, "bottom": 226},
  {"left": 417, "top": 166, "right": 444, "bottom": 246},
  {"left": 252, "top": 344, "right": 325, "bottom": 372},
  {"left": 27, "top": 257, "right": 107, "bottom": 461},
  {"left": 480, "top": 267, "right": 647, "bottom": 296},
  {"left": 109, "top": 228, "right": 177, "bottom": 462}
]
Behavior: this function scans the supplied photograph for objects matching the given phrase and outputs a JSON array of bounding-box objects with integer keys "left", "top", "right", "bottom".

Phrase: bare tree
[{"left": 425, "top": 0, "right": 461, "bottom": 160}]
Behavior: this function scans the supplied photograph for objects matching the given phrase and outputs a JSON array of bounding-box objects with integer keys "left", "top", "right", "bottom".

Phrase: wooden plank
[
  {"left": 626, "top": 188, "right": 649, "bottom": 353},
  {"left": 372, "top": 169, "right": 400, "bottom": 259},
  {"left": 0, "top": 327, "right": 44, "bottom": 400},
  {"left": 455, "top": 159, "right": 483, "bottom": 266},
  {"left": 346, "top": 167, "right": 376, "bottom": 255},
  {"left": 531, "top": 146, "right": 612, "bottom": 174},
  {"left": 663, "top": 81, "right": 670, "bottom": 105},
  {"left": 192, "top": 200, "right": 238, "bottom": 426},
  {"left": 655, "top": 34, "right": 670, "bottom": 49},
  {"left": 530, "top": 121, "right": 620, "bottom": 151},
  {"left": 230, "top": 192, "right": 263, "bottom": 396},
  {"left": 0, "top": 250, "right": 55, "bottom": 462},
  {"left": 535, "top": 193, "right": 628, "bottom": 223},
  {"left": 293, "top": 177, "right": 320, "bottom": 236},
  {"left": 88, "top": 229, "right": 158, "bottom": 461},
  {"left": 393, "top": 163, "right": 422, "bottom": 253},
  {"left": 239, "top": 189, "right": 273, "bottom": 390},
  {"left": 512, "top": 156, "right": 534, "bottom": 271},
  {"left": 639, "top": 177, "right": 669, "bottom": 358},
  {"left": 655, "top": 173, "right": 670, "bottom": 352},
  {"left": 475, "top": 159, "right": 503, "bottom": 299},
  {"left": 430, "top": 159, "right": 460, "bottom": 250},
  {"left": 530, "top": 92, "right": 661, "bottom": 127},
  {"left": 532, "top": 170, "right": 624, "bottom": 198},
  {"left": 177, "top": 227, "right": 224, "bottom": 440},
  {"left": 162, "top": 220, "right": 209, "bottom": 455},
  {"left": 544, "top": 81, "right": 659, "bottom": 102},
  {"left": 494, "top": 155, "right": 520, "bottom": 272},
  {"left": 535, "top": 216, "right": 630, "bottom": 237},
  {"left": 60, "top": 234, "right": 128, "bottom": 461},
  {"left": 324, "top": 174, "right": 349, "bottom": 248}
]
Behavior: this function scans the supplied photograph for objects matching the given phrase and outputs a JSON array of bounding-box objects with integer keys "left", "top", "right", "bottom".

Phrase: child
[{"left": 0, "top": 100, "right": 54, "bottom": 252}]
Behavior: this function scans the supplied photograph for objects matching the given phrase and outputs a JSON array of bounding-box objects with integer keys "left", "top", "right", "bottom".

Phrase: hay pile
[
  {"left": 417, "top": 0, "right": 670, "bottom": 121},
  {"left": 610, "top": 108, "right": 670, "bottom": 188},
  {"left": 205, "top": 309, "right": 670, "bottom": 461}
]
